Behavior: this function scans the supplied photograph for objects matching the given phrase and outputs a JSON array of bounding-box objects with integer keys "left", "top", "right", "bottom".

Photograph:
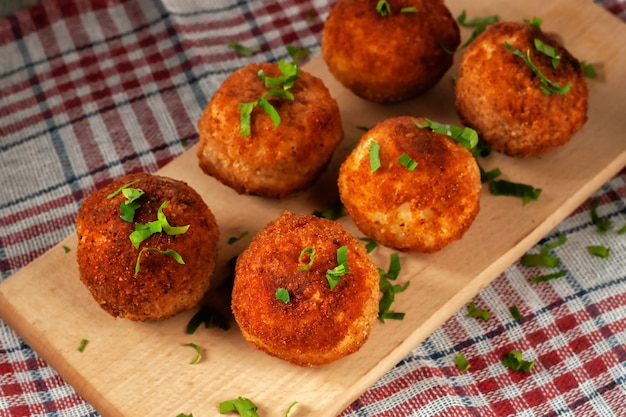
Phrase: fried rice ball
[
  {"left": 455, "top": 21, "right": 588, "bottom": 158},
  {"left": 338, "top": 116, "right": 481, "bottom": 253},
  {"left": 76, "top": 173, "right": 219, "bottom": 321},
  {"left": 197, "top": 62, "right": 343, "bottom": 199},
  {"left": 321, "top": 0, "right": 460, "bottom": 103},
  {"left": 231, "top": 211, "right": 380, "bottom": 367}
]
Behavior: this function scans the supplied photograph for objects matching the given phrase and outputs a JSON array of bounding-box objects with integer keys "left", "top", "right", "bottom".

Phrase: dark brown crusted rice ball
[
  {"left": 338, "top": 116, "right": 481, "bottom": 253},
  {"left": 76, "top": 173, "right": 219, "bottom": 321},
  {"left": 197, "top": 62, "right": 343, "bottom": 199},
  {"left": 322, "top": 0, "right": 460, "bottom": 103},
  {"left": 454, "top": 21, "right": 588, "bottom": 157},
  {"left": 231, "top": 211, "right": 380, "bottom": 367}
]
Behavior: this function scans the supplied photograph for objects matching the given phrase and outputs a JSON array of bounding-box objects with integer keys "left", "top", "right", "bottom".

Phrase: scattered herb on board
[
  {"left": 509, "top": 305, "right": 522, "bottom": 321},
  {"left": 467, "top": 300, "right": 491, "bottom": 321},
  {"left": 228, "top": 41, "right": 260, "bottom": 57},
  {"left": 77, "top": 338, "right": 88, "bottom": 352},
  {"left": 530, "top": 270, "right": 567, "bottom": 283},
  {"left": 456, "top": 10, "right": 500, "bottom": 48},
  {"left": 239, "top": 60, "right": 300, "bottom": 136},
  {"left": 587, "top": 245, "right": 610, "bottom": 258},
  {"left": 369, "top": 140, "right": 382, "bottom": 173},
  {"left": 228, "top": 231, "right": 249, "bottom": 245},
  {"left": 297, "top": 247, "right": 316, "bottom": 271},
  {"left": 504, "top": 41, "right": 572, "bottom": 95},
  {"left": 62, "top": 245, "right": 71, "bottom": 253},
  {"left": 181, "top": 342, "right": 202, "bottom": 365},
  {"left": 219, "top": 397, "right": 260, "bottom": 417},
  {"left": 524, "top": 16, "right": 543, "bottom": 28},
  {"left": 275, "top": 288, "right": 290, "bottom": 303},
  {"left": 489, "top": 179, "right": 542, "bottom": 205},
  {"left": 359, "top": 237, "right": 378, "bottom": 254},
  {"left": 455, "top": 352, "right": 471, "bottom": 372},
  {"left": 284, "top": 401, "right": 298, "bottom": 416},
  {"left": 378, "top": 252, "right": 409, "bottom": 322},
  {"left": 414, "top": 118, "right": 478, "bottom": 150},
  {"left": 312, "top": 198, "right": 345, "bottom": 220},
  {"left": 176, "top": 413, "right": 193, "bottom": 417},
  {"left": 590, "top": 198, "right": 612, "bottom": 233},
  {"left": 502, "top": 350, "right": 536, "bottom": 372},
  {"left": 186, "top": 304, "right": 230, "bottom": 334},
  {"left": 580, "top": 61, "right": 598, "bottom": 79},
  {"left": 326, "top": 246, "right": 350, "bottom": 290}
]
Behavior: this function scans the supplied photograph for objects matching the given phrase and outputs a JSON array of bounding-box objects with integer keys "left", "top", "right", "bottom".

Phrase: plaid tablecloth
[{"left": 1, "top": 0, "right": 625, "bottom": 416}]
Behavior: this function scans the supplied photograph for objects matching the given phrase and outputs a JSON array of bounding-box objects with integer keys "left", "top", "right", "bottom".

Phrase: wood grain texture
[{"left": 1, "top": 1, "right": 625, "bottom": 416}]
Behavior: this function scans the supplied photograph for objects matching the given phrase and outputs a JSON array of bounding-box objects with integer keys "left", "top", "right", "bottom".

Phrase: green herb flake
[
  {"left": 455, "top": 352, "right": 471, "bottom": 372},
  {"left": 376, "top": 0, "right": 391, "bottom": 16},
  {"left": 106, "top": 179, "right": 141, "bottom": 199},
  {"left": 63, "top": 245, "right": 71, "bottom": 253},
  {"left": 534, "top": 38, "right": 561, "bottom": 68},
  {"left": 529, "top": 270, "right": 567, "bottom": 283},
  {"left": 228, "top": 231, "right": 249, "bottom": 245},
  {"left": 456, "top": 10, "right": 499, "bottom": 48},
  {"left": 502, "top": 350, "right": 536, "bottom": 372},
  {"left": 398, "top": 153, "right": 418, "bottom": 171},
  {"left": 284, "top": 401, "right": 298, "bottom": 417},
  {"left": 312, "top": 199, "right": 346, "bottom": 220},
  {"left": 479, "top": 164, "right": 502, "bottom": 183},
  {"left": 414, "top": 118, "right": 478, "bottom": 150},
  {"left": 181, "top": 342, "right": 202, "bottom": 364},
  {"left": 158, "top": 201, "right": 190, "bottom": 235},
  {"left": 228, "top": 41, "right": 260, "bottom": 57},
  {"left": 286, "top": 45, "right": 311, "bottom": 60},
  {"left": 186, "top": 304, "right": 230, "bottom": 334},
  {"left": 297, "top": 247, "right": 316, "bottom": 271},
  {"left": 378, "top": 253, "right": 409, "bottom": 322},
  {"left": 135, "top": 247, "right": 184, "bottom": 276},
  {"left": 326, "top": 246, "right": 350, "bottom": 290},
  {"left": 77, "top": 338, "right": 88, "bottom": 352},
  {"left": 504, "top": 41, "right": 572, "bottom": 95},
  {"left": 176, "top": 413, "right": 193, "bottom": 417},
  {"left": 489, "top": 179, "right": 542, "bottom": 204},
  {"left": 305, "top": 8, "right": 316, "bottom": 22},
  {"left": 467, "top": 300, "right": 491, "bottom": 321},
  {"left": 509, "top": 305, "right": 522, "bottom": 321},
  {"left": 275, "top": 288, "right": 290, "bottom": 304},
  {"left": 587, "top": 245, "right": 610, "bottom": 259},
  {"left": 359, "top": 237, "right": 378, "bottom": 253},
  {"left": 524, "top": 16, "right": 543, "bottom": 27},
  {"left": 618, "top": 224, "right": 626, "bottom": 235},
  {"left": 401, "top": 6, "right": 418, "bottom": 13},
  {"left": 590, "top": 199, "right": 612, "bottom": 233},
  {"left": 580, "top": 61, "right": 598, "bottom": 79},
  {"left": 369, "top": 140, "right": 382, "bottom": 173},
  {"left": 219, "top": 397, "right": 260, "bottom": 417}
]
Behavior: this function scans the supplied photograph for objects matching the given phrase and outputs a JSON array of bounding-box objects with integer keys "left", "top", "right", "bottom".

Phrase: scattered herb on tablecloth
[
  {"left": 509, "top": 305, "right": 522, "bottom": 321},
  {"left": 77, "top": 338, "right": 88, "bottom": 352},
  {"left": 502, "top": 350, "right": 536, "bottom": 372},
  {"left": 523, "top": 233, "right": 567, "bottom": 282},
  {"left": 587, "top": 245, "right": 610, "bottom": 258},
  {"left": 219, "top": 397, "right": 260, "bottom": 417},
  {"left": 228, "top": 41, "right": 260, "bottom": 57},
  {"left": 618, "top": 224, "right": 626, "bottom": 235},
  {"left": 287, "top": 45, "right": 311, "bottom": 60},
  {"left": 305, "top": 8, "right": 316, "bottom": 22},
  {"left": 530, "top": 270, "right": 568, "bottom": 283},
  {"left": 590, "top": 198, "right": 612, "bottom": 233},
  {"left": 181, "top": 342, "right": 202, "bottom": 365},
  {"left": 455, "top": 352, "right": 471, "bottom": 372},
  {"left": 467, "top": 300, "right": 491, "bottom": 321},
  {"left": 378, "top": 252, "right": 409, "bottom": 322}
]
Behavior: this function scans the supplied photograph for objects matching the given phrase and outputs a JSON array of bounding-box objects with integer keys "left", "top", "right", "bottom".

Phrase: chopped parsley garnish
[
  {"left": 521, "top": 234, "right": 567, "bottom": 268},
  {"left": 580, "top": 61, "right": 598, "bottom": 79},
  {"left": 275, "top": 288, "right": 290, "bottom": 303},
  {"left": 524, "top": 16, "right": 543, "bottom": 28},
  {"left": 129, "top": 201, "right": 189, "bottom": 248},
  {"left": 479, "top": 164, "right": 502, "bottom": 183},
  {"left": 284, "top": 401, "right": 298, "bottom": 417},
  {"left": 305, "top": 8, "right": 316, "bottom": 22},
  {"left": 400, "top": 7, "right": 418, "bottom": 13},
  {"left": 219, "top": 397, "right": 260, "bottom": 417},
  {"left": 369, "top": 140, "right": 382, "bottom": 173},
  {"left": 181, "top": 342, "right": 202, "bottom": 364},
  {"left": 534, "top": 38, "right": 561, "bottom": 68},
  {"left": 326, "top": 246, "right": 350, "bottom": 290},
  {"left": 286, "top": 45, "right": 311, "bottom": 60},
  {"left": 312, "top": 199, "right": 345, "bottom": 220},
  {"left": 504, "top": 41, "right": 572, "bottom": 95},
  {"left": 457, "top": 10, "right": 499, "bottom": 48},
  {"left": 63, "top": 245, "right": 71, "bottom": 253},
  {"left": 455, "top": 352, "right": 471, "bottom": 372},
  {"left": 502, "top": 350, "right": 536, "bottom": 372},
  {"left": 489, "top": 179, "right": 542, "bottom": 205},
  {"left": 618, "top": 224, "right": 626, "bottom": 235},
  {"left": 228, "top": 231, "right": 249, "bottom": 245},
  {"left": 378, "top": 252, "right": 409, "bottom": 322},
  {"left": 398, "top": 153, "right": 418, "bottom": 171},
  {"left": 186, "top": 305, "right": 230, "bottom": 333},
  {"left": 467, "top": 300, "right": 490, "bottom": 321},
  {"left": 297, "top": 247, "right": 316, "bottom": 271},
  {"left": 177, "top": 413, "right": 193, "bottom": 417},
  {"left": 228, "top": 41, "right": 260, "bottom": 57},
  {"left": 529, "top": 270, "right": 567, "bottom": 283},
  {"left": 134, "top": 247, "right": 184, "bottom": 276},
  {"left": 414, "top": 118, "right": 478, "bottom": 150},
  {"left": 119, "top": 187, "right": 144, "bottom": 222},
  {"left": 77, "top": 338, "right": 88, "bottom": 352},
  {"left": 590, "top": 199, "right": 611, "bottom": 233},
  {"left": 359, "top": 237, "right": 378, "bottom": 254},
  {"left": 587, "top": 245, "right": 610, "bottom": 258},
  {"left": 375, "top": 0, "right": 391, "bottom": 16},
  {"left": 239, "top": 60, "right": 299, "bottom": 136},
  {"left": 106, "top": 179, "right": 141, "bottom": 199},
  {"left": 509, "top": 305, "right": 522, "bottom": 321}
]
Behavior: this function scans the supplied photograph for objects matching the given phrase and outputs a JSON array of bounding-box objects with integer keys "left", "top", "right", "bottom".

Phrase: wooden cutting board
[{"left": 1, "top": 0, "right": 625, "bottom": 416}]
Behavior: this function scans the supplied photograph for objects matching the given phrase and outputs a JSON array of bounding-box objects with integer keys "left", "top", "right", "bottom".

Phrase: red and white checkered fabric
[{"left": 1, "top": 1, "right": 625, "bottom": 416}]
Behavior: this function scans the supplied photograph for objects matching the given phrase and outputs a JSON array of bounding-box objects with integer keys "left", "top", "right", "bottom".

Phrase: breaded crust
[
  {"left": 322, "top": 0, "right": 460, "bottom": 103},
  {"left": 197, "top": 62, "right": 343, "bottom": 199},
  {"left": 231, "top": 211, "right": 380, "bottom": 367},
  {"left": 76, "top": 173, "right": 219, "bottom": 321},
  {"left": 455, "top": 21, "right": 588, "bottom": 157},
  {"left": 338, "top": 116, "right": 481, "bottom": 253}
]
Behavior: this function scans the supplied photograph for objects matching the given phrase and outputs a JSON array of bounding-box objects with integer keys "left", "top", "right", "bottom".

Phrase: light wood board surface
[{"left": 1, "top": 1, "right": 625, "bottom": 416}]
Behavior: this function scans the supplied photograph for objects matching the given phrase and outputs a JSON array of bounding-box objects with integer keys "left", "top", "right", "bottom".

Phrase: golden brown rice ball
[
  {"left": 321, "top": 0, "right": 460, "bottom": 103},
  {"left": 338, "top": 116, "right": 481, "bottom": 253},
  {"left": 455, "top": 21, "right": 588, "bottom": 157},
  {"left": 197, "top": 62, "right": 343, "bottom": 199},
  {"left": 231, "top": 211, "right": 380, "bottom": 367},
  {"left": 76, "top": 173, "right": 219, "bottom": 321}
]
